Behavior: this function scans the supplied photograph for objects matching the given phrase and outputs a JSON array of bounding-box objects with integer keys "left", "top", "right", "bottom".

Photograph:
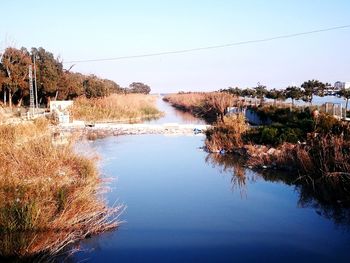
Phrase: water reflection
[
  {"left": 146, "top": 97, "right": 206, "bottom": 124},
  {"left": 206, "top": 153, "right": 350, "bottom": 228},
  {"left": 0, "top": 231, "right": 77, "bottom": 263},
  {"left": 205, "top": 154, "right": 250, "bottom": 197}
]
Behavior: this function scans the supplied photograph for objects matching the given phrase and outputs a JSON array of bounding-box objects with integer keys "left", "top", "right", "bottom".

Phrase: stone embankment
[{"left": 58, "top": 122, "right": 210, "bottom": 137}]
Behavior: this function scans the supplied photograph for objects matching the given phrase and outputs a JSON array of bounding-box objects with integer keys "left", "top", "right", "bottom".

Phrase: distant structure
[
  {"left": 49, "top": 101, "right": 73, "bottom": 112},
  {"left": 334, "top": 81, "right": 350, "bottom": 90},
  {"left": 50, "top": 101, "right": 73, "bottom": 124}
]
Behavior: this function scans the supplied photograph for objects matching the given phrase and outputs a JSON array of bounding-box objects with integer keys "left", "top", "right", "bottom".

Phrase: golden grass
[
  {"left": 164, "top": 92, "right": 208, "bottom": 110},
  {"left": 70, "top": 94, "right": 161, "bottom": 122},
  {"left": 164, "top": 92, "right": 238, "bottom": 122},
  {"left": 0, "top": 104, "right": 6, "bottom": 123},
  {"left": 205, "top": 114, "right": 248, "bottom": 152},
  {"left": 0, "top": 119, "right": 123, "bottom": 258}
]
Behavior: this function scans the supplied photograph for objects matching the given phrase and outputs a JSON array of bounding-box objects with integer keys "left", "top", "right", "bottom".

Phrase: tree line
[
  {"left": 0, "top": 47, "right": 151, "bottom": 107},
  {"left": 220, "top": 80, "right": 350, "bottom": 110}
]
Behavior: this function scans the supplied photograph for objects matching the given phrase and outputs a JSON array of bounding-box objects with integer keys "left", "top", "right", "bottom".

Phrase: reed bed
[
  {"left": 164, "top": 92, "right": 208, "bottom": 111},
  {"left": 205, "top": 114, "right": 248, "bottom": 152},
  {"left": 164, "top": 92, "right": 238, "bottom": 122},
  {"left": 71, "top": 94, "right": 161, "bottom": 122},
  {"left": 0, "top": 119, "right": 123, "bottom": 258}
]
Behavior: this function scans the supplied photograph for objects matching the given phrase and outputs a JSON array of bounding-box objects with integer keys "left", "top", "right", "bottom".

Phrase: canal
[{"left": 72, "top": 98, "right": 350, "bottom": 262}]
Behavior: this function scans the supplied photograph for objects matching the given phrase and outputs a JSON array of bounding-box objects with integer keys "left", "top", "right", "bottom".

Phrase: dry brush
[{"left": 0, "top": 119, "right": 123, "bottom": 259}]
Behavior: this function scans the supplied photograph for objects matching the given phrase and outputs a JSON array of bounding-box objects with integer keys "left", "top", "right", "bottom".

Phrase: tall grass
[
  {"left": 164, "top": 92, "right": 239, "bottom": 123},
  {"left": 164, "top": 92, "right": 208, "bottom": 111},
  {"left": 70, "top": 94, "right": 161, "bottom": 122},
  {"left": 0, "top": 119, "right": 123, "bottom": 258},
  {"left": 205, "top": 114, "right": 248, "bottom": 152}
]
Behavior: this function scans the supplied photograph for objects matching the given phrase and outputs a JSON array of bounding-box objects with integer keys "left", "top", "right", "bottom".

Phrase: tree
[
  {"left": 1, "top": 47, "right": 31, "bottom": 107},
  {"left": 338, "top": 88, "right": 350, "bottom": 119},
  {"left": 32, "top": 47, "right": 63, "bottom": 101},
  {"left": 0, "top": 63, "right": 6, "bottom": 105},
  {"left": 58, "top": 72, "right": 84, "bottom": 100},
  {"left": 241, "top": 88, "right": 256, "bottom": 98},
  {"left": 285, "top": 86, "right": 303, "bottom": 108},
  {"left": 221, "top": 87, "right": 242, "bottom": 97},
  {"left": 102, "top": 79, "right": 123, "bottom": 94},
  {"left": 128, "top": 82, "right": 151, "bottom": 94},
  {"left": 206, "top": 92, "right": 234, "bottom": 123},
  {"left": 301, "top": 79, "right": 326, "bottom": 105},
  {"left": 266, "top": 88, "right": 285, "bottom": 106},
  {"left": 84, "top": 75, "right": 109, "bottom": 98},
  {"left": 254, "top": 84, "right": 267, "bottom": 106}
]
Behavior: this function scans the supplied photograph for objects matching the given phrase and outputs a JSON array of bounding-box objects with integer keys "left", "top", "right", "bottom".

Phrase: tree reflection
[
  {"left": 205, "top": 154, "right": 251, "bottom": 197},
  {"left": 206, "top": 153, "right": 350, "bottom": 228}
]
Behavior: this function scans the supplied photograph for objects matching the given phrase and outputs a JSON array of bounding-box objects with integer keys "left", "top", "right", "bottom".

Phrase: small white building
[
  {"left": 50, "top": 100, "right": 73, "bottom": 124},
  {"left": 49, "top": 100, "right": 73, "bottom": 112}
]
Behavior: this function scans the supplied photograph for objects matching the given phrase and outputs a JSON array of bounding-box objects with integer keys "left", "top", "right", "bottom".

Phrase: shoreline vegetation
[
  {"left": 0, "top": 46, "right": 163, "bottom": 258},
  {"left": 70, "top": 94, "right": 162, "bottom": 123},
  {"left": 0, "top": 118, "right": 123, "bottom": 260},
  {"left": 165, "top": 91, "right": 350, "bottom": 204}
]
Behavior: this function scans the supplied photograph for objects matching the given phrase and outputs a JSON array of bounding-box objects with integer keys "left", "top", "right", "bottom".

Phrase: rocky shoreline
[{"left": 55, "top": 122, "right": 210, "bottom": 141}]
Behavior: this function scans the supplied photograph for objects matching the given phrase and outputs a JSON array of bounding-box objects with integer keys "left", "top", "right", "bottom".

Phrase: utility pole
[
  {"left": 0, "top": 52, "right": 4, "bottom": 106},
  {"left": 33, "top": 53, "right": 38, "bottom": 111},
  {"left": 28, "top": 65, "right": 35, "bottom": 116}
]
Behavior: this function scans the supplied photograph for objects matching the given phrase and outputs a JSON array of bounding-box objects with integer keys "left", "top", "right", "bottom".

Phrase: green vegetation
[
  {"left": 165, "top": 91, "right": 350, "bottom": 189},
  {"left": 0, "top": 119, "right": 122, "bottom": 258},
  {"left": 0, "top": 46, "right": 152, "bottom": 108},
  {"left": 221, "top": 80, "right": 350, "bottom": 118},
  {"left": 244, "top": 106, "right": 314, "bottom": 146},
  {"left": 128, "top": 82, "right": 151, "bottom": 94},
  {"left": 244, "top": 106, "right": 350, "bottom": 146}
]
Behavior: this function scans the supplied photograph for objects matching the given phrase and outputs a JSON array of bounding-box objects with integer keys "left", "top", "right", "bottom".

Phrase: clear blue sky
[{"left": 1, "top": 0, "right": 350, "bottom": 93}]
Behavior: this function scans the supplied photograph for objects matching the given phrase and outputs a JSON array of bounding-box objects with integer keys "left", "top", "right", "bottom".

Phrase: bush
[
  {"left": 205, "top": 114, "right": 247, "bottom": 152},
  {"left": 261, "top": 127, "right": 278, "bottom": 145}
]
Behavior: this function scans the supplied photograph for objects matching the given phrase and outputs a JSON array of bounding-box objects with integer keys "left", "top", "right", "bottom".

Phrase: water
[
  {"left": 70, "top": 99, "right": 350, "bottom": 263},
  {"left": 145, "top": 96, "right": 206, "bottom": 124},
  {"left": 286, "top": 95, "right": 350, "bottom": 110}
]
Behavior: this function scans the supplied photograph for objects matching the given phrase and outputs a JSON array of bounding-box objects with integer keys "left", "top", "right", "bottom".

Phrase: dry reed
[
  {"left": 205, "top": 114, "right": 248, "bottom": 152},
  {"left": 0, "top": 119, "right": 123, "bottom": 258},
  {"left": 70, "top": 94, "right": 161, "bottom": 122},
  {"left": 164, "top": 92, "right": 239, "bottom": 122}
]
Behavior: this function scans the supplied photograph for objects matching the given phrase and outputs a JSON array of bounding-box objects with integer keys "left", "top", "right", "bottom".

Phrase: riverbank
[
  {"left": 0, "top": 119, "right": 123, "bottom": 260},
  {"left": 165, "top": 92, "right": 350, "bottom": 203}
]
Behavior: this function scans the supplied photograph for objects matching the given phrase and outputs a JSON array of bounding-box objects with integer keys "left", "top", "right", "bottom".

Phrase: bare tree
[{"left": 206, "top": 92, "right": 235, "bottom": 123}]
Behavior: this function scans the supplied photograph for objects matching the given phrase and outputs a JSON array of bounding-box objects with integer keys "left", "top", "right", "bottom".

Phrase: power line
[{"left": 63, "top": 24, "right": 350, "bottom": 64}]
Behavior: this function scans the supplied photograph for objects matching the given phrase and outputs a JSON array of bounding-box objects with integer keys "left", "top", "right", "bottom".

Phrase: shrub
[
  {"left": 260, "top": 127, "right": 278, "bottom": 145},
  {"left": 205, "top": 114, "right": 247, "bottom": 152}
]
